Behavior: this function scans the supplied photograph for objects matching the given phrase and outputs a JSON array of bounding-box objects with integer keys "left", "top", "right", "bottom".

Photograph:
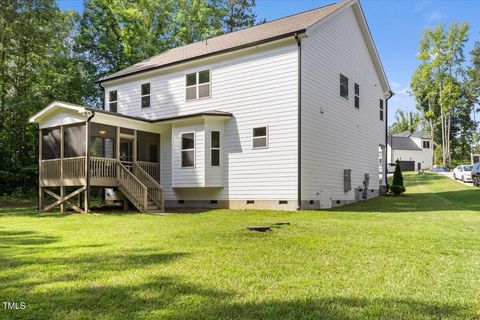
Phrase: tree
[
  {"left": 411, "top": 23, "right": 471, "bottom": 167},
  {"left": 389, "top": 109, "right": 424, "bottom": 135},
  {"left": 391, "top": 160, "right": 406, "bottom": 196},
  {"left": 217, "top": 0, "right": 258, "bottom": 32},
  {"left": 0, "top": 0, "right": 82, "bottom": 195}
]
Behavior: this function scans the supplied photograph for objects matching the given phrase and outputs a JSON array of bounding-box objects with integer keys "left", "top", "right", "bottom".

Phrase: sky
[{"left": 57, "top": 0, "right": 480, "bottom": 124}]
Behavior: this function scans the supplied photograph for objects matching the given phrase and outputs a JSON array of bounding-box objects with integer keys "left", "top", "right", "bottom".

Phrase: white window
[
  {"left": 423, "top": 140, "right": 430, "bottom": 149},
  {"left": 109, "top": 90, "right": 117, "bottom": 112},
  {"left": 141, "top": 83, "right": 150, "bottom": 108},
  {"left": 380, "top": 99, "right": 384, "bottom": 121},
  {"left": 340, "top": 74, "right": 348, "bottom": 99},
  {"left": 186, "top": 70, "right": 211, "bottom": 101},
  {"left": 252, "top": 127, "right": 268, "bottom": 149},
  {"left": 211, "top": 131, "right": 220, "bottom": 166},
  {"left": 181, "top": 132, "right": 195, "bottom": 167},
  {"left": 354, "top": 83, "right": 359, "bottom": 108}
]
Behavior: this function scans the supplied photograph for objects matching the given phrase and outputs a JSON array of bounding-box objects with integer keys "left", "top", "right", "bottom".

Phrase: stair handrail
[
  {"left": 133, "top": 163, "right": 164, "bottom": 212},
  {"left": 117, "top": 161, "right": 148, "bottom": 212}
]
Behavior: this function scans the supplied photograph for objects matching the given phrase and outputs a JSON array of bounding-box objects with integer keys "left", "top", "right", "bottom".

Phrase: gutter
[
  {"left": 295, "top": 33, "right": 302, "bottom": 210},
  {"left": 385, "top": 91, "right": 394, "bottom": 186}
]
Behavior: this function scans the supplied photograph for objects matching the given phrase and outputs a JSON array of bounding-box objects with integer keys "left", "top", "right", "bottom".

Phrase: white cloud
[
  {"left": 426, "top": 10, "right": 444, "bottom": 23},
  {"left": 391, "top": 81, "right": 411, "bottom": 96}
]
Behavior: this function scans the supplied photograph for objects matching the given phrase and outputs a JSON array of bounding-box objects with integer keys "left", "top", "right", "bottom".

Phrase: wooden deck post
[
  {"left": 84, "top": 121, "right": 90, "bottom": 213},
  {"left": 133, "top": 129, "right": 137, "bottom": 166},
  {"left": 38, "top": 128, "right": 43, "bottom": 211}
]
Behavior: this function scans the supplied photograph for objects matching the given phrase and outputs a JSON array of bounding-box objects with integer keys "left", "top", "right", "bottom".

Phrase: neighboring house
[
  {"left": 387, "top": 131, "right": 433, "bottom": 171},
  {"left": 29, "top": 0, "right": 391, "bottom": 213}
]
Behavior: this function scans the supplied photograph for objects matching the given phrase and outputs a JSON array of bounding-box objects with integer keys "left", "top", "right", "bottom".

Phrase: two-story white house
[
  {"left": 387, "top": 131, "right": 433, "bottom": 171},
  {"left": 30, "top": 0, "right": 391, "bottom": 213}
]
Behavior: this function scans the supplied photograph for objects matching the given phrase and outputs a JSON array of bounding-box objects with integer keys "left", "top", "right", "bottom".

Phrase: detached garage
[
  {"left": 398, "top": 160, "right": 415, "bottom": 172},
  {"left": 387, "top": 132, "right": 433, "bottom": 171}
]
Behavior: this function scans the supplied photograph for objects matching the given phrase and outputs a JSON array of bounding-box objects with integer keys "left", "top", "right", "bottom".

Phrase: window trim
[
  {"left": 180, "top": 131, "right": 195, "bottom": 168},
  {"left": 210, "top": 130, "right": 221, "bottom": 167},
  {"left": 109, "top": 90, "right": 118, "bottom": 112},
  {"left": 252, "top": 126, "right": 268, "bottom": 150},
  {"left": 141, "top": 83, "right": 150, "bottom": 109},
  {"left": 340, "top": 74, "right": 349, "bottom": 100},
  {"left": 185, "top": 69, "right": 211, "bottom": 102}
]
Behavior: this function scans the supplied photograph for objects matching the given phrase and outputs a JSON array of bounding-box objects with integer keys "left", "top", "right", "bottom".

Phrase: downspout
[
  {"left": 385, "top": 91, "right": 393, "bottom": 186},
  {"left": 86, "top": 110, "right": 95, "bottom": 212},
  {"left": 295, "top": 33, "right": 302, "bottom": 210}
]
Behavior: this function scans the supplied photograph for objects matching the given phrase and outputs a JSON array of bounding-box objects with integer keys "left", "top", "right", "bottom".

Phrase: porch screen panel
[
  {"left": 90, "top": 123, "right": 116, "bottom": 158},
  {"left": 137, "top": 131, "right": 160, "bottom": 162},
  {"left": 64, "top": 124, "right": 86, "bottom": 158},
  {"left": 42, "top": 127, "right": 61, "bottom": 159}
]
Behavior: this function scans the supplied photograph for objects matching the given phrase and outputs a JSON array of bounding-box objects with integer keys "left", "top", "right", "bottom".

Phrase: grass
[{"left": 1, "top": 172, "right": 480, "bottom": 319}]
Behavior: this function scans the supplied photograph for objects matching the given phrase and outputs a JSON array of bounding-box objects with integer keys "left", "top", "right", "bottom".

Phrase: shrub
[{"left": 391, "top": 159, "right": 406, "bottom": 196}]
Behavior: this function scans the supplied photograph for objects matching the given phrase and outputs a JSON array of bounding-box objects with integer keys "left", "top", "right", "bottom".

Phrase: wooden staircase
[{"left": 117, "top": 161, "right": 164, "bottom": 213}]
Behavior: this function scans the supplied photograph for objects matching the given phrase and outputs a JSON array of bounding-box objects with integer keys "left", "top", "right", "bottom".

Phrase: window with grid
[
  {"left": 181, "top": 132, "right": 195, "bottom": 167},
  {"left": 354, "top": 83, "right": 359, "bottom": 108},
  {"left": 380, "top": 99, "right": 384, "bottom": 121},
  {"left": 186, "top": 70, "right": 210, "bottom": 101},
  {"left": 252, "top": 127, "right": 268, "bottom": 149},
  {"left": 109, "top": 90, "right": 117, "bottom": 112},
  {"left": 340, "top": 74, "right": 348, "bottom": 99},
  {"left": 211, "top": 131, "right": 220, "bottom": 166},
  {"left": 141, "top": 83, "right": 150, "bottom": 108}
]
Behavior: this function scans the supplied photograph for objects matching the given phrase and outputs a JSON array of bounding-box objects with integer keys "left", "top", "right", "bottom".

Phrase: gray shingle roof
[
  {"left": 99, "top": 1, "right": 346, "bottom": 83},
  {"left": 387, "top": 136, "right": 421, "bottom": 150},
  {"left": 392, "top": 131, "right": 430, "bottom": 139}
]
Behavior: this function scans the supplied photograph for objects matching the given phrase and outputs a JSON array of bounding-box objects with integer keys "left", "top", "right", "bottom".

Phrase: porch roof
[{"left": 29, "top": 101, "right": 233, "bottom": 128}]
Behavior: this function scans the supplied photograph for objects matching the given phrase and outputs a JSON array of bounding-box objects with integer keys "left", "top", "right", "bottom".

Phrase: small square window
[
  {"left": 199, "top": 70, "right": 210, "bottom": 84},
  {"left": 141, "top": 83, "right": 150, "bottom": 96},
  {"left": 340, "top": 74, "right": 348, "bottom": 99},
  {"left": 423, "top": 141, "right": 430, "bottom": 149},
  {"left": 253, "top": 127, "right": 268, "bottom": 149},
  {"left": 186, "top": 73, "right": 197, "bottom": 86},
  {"left": 186, "top": 70, "right": 211, "bottom": 101}
]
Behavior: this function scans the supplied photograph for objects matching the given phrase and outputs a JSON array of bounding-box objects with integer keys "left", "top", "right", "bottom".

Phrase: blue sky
[{"left": 58, "top": 0, "right": 480, "bottom": 123}]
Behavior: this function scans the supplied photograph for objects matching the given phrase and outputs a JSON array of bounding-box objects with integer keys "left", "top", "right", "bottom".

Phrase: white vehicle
[{"left": 453, "top": 165, "right": 473, "bottom": 182}]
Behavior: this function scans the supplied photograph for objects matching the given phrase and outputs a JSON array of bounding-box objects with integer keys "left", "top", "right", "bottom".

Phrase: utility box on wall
[{"left": 344, "top": 169, "right": 352, "bottom": 192}]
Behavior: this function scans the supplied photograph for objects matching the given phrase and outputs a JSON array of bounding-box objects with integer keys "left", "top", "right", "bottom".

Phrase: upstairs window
[
  {"left": 109, "top": 90, "right": 117, "bottom": 112},
  {"left": 423, "top": 141, "right": 430, "bottom": 149},
  {"left": 340, "top": 74, "right": 348, "bottom": 99},
  {"left": 211, "top": 131, "right": 220, "bottom": 166},
  {"left": 141, "top": 83, "right": 150, "bottom": 108},
  {"left": 380, "top": 99, "right": 384, "bottom": 121},
  {"left": 253, "top": 127, "right": 268, "bottom": 149},
  {"left": 181, "top": 132, "right": 195, "bottom": 167},
  {"left": 354, "top": 83, "right": 360, "bottom": 108},
  {"left": 186, "top": 70, "right": 211, "bottom": 101}
]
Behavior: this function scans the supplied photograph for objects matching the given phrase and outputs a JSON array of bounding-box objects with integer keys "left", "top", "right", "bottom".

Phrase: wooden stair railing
[
  {"left": 117, "top": 161, "right": 148, "bottom": 212},
  {"left": 133, "top": 163, "right": 164, "bottom": 212}
]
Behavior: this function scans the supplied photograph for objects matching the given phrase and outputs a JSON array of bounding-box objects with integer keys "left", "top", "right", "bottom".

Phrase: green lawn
[{"left": 1, "top": 173, "right": 480, "bottom": 319}]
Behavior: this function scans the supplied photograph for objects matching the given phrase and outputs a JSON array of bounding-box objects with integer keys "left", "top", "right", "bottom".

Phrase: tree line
[
  {"left": 0, "top": 0, "right": 260, "bottom": 196},
  {"left": 392, "top": 23, "right": 479, "bottom": 167}
]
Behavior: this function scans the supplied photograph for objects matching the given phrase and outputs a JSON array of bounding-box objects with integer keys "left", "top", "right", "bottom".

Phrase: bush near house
[{"left": 391, "top": 159, "right": 406, "bottom": 196}]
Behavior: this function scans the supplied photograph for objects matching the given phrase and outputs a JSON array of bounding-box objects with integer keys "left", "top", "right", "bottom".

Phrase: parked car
[
  {"left": 453, "top": 165, "right": 473, "bottom": 183},
  {"left": 431, "top": 167, "right": 449, "bottom": 172},
  {"left": 471, "top": 163, "right": 480, "bottom": 186}
]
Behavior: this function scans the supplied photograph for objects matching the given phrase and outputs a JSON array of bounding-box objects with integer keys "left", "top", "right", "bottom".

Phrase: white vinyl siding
[
  {"left": 301, "top": 6, "right": 386, "bottom": 204},
  {"left": 105, "top": 40, "right": 297, "bottom": 199}
]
